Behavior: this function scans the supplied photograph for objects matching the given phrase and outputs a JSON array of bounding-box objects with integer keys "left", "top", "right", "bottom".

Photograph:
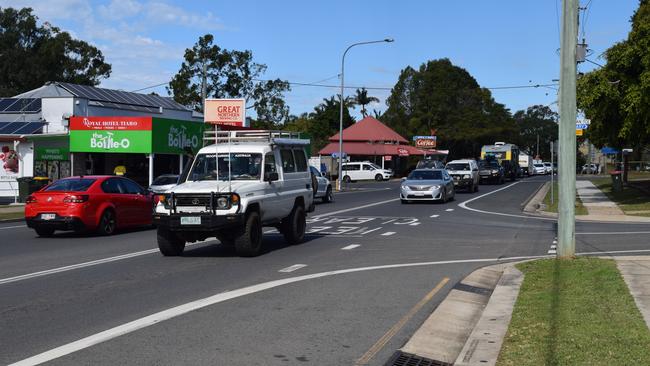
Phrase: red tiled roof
[
  {"left": 318, "top": 142, "right": 426, "bottom": 156},
  {"left": 328, "top": 117, "right": 408, "bottom": 143}
]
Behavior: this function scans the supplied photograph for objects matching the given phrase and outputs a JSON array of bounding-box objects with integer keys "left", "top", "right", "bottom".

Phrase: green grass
[
  {"left": 542, "top": 182, "right": 588, "bottom": 215},
  {"left": 497, "top": 258, "right": 650, "bottom": 366},
  {"left": 592, "top": 178, "right": 650, "bottom": 217},
  {"left": 0, "top": 211, "right": 24, "bottom": 221}
]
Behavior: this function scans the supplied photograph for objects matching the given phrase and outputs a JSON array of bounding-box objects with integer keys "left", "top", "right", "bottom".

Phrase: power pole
[
  {"left": 201, "top": 62, "right": 207, "bottom": 112},
  {"left": 558, "top": 0, "right": 578, "bottom": 258}
]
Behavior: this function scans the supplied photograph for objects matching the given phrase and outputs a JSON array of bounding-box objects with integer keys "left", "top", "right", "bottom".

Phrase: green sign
[
  {"left": 70, "top": 130, "right": 152, "bottom": 153},
  {"left": 35, "top": 147, "right": 69, "bottom": 161},
  {"left": 152, "top": 118, "right": 204, "bottom": 154}
]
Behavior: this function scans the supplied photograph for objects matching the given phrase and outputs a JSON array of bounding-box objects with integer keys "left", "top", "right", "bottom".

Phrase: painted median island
[{"left": 496, "top": 258, "right": 650, "bottom": 365}]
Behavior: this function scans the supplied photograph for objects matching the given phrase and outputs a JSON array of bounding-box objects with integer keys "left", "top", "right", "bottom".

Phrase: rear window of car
[
  {"left": 152, "top": 176, "right": 178, "bottom": 185},
  {"left": 44, "top": 178, "right": 96, "bottom": 192}
]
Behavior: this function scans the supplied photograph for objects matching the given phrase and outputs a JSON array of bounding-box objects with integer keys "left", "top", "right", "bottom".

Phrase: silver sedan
[{"left": 400, "top": 169, "right": 455, "bottom": 204}]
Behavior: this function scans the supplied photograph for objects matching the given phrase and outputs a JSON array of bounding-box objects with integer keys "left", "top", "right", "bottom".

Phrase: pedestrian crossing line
[
  {"left": 430, "top": 214, "right": 439, "bottom": 218},
  {"left": 341, "top": 244, "right": 361, "bottom": 250},
  {"left": 381, "top": 232, "right": 396, "bottom": 236},
  {"left": 547, "top": 249, "right": 557, "bottom": 254},
  {"left": 360, "top": 227, "right": 383, "bottom": 235},
  {"left": 409, "top": 222, "right": 420, "bottom": 226},
  {"left": 279, "top": 264, "right": 307, "bottom": 273}
]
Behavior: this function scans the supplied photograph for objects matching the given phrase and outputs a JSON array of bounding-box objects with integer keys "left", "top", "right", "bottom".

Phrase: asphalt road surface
[{"left": 1, "top": 176, "right": 649, "bottom": 365}]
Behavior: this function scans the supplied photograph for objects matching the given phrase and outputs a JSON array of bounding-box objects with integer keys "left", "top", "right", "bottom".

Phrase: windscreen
[
  {"left": 189, "top": 153, "right": 262, "bottom": 181},
  {"left": 446, "top": 163, "right": 470, "bottom": 171},
  {"left": 44, "top": 178, "right": 96, "bottom": 192},
  {"left": 407, "top": 170, "right": 442, "bottom": 180},
  {"left": 479, "top": 161, "right": 500, "bottom": 168},
  {"left": 152, "top": 176, "right": 178, "bottom": 186}
]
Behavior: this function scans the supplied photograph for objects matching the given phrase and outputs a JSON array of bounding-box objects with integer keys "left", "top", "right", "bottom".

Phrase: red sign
[
  {"left": 384, "top": 155, "right": 392, "bottom": 161},
  {"left": 397, "top": 148, "right": 410, "bottom": 156},
  {"left": 204, "top": 99, "right": 246, "bottom": 126},
  {"left": 70, "top": 116, "right": 152, "bottom": 131}
]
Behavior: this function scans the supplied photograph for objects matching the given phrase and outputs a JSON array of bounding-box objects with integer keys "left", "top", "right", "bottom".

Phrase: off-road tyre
[
  {"left": 157, "top": 226, "right": 185, "bottom": 256},
  {"left": 235, "top": 211, "right": 263, "bottom": 257},
  {"left": 282, "top": 204, "right": 306, "bottom": 245},
  {"left": 96, "top": 209, "right": 116, "bottom": 236},
  {"left": 322, "top": 186, "right": 333, "bottom": 203},
  {"left": 35, "top": 226, "right": 55, "bottom": 237}
]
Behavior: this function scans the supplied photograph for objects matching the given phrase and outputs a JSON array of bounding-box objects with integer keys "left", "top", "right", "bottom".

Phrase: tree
[
  {"left": 168, "top": 34, "right": 291, "bottom": 125},
  {"left": 383, "top": 59, "right": 516, "bottom": 159},
  {"left": 577, "top": 0, "right": 650, "bottom": 151},
  {"left": 0, "top": 7, "right": 111, "bottom": 96},
  {"left": 512, "top": 105, "right": 559, "bottom": 159},
  {"left": 352, "top": 87, "right": 380, "bottom": 117}
]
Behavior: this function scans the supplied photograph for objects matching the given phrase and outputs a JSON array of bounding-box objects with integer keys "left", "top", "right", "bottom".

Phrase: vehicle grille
[
  {"left": 174, "top": 195, "right": 211, "bottom": 207},
  {"left": 407, "top": 194, "right": 434, "bottom": 199},
  {"left": 408, "top": 186, "right": 431, "bottom": 191}
]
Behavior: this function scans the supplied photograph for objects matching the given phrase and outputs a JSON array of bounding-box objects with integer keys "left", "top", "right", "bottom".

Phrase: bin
[
  {"left": 32, "top": 177, "right": 50, "bottom": 193},
  {"left": 16, "top": 177, "right": 33, "bottom": 203},
  {"left": 610, "top": 171, "right": 623, "bottom": 192}
]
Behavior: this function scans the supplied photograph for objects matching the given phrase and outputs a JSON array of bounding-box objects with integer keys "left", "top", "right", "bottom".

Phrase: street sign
[
  {"left": 331, "top": 152, "right": 347, "bottom": 158},
  {"left": 576, "top": 129, "right": 583, "bottom": 136},
  {"left": 576, "top": 123, "right": 589, "bottom": 130},
  {"left": 413, "top": 135, "right": 437, "bottom": 148},
  {"left": 204, "top": 99, "right": 247, "bottom": 126}
]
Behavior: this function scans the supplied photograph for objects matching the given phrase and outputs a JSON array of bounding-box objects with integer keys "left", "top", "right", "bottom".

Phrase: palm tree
[{"left": 353, "top": 88, "right": 380, "bottom": 118}]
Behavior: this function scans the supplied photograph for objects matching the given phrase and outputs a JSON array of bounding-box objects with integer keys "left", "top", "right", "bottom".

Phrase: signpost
[{"left": 204, "top": 99, "right": 247, "bottom": 127}]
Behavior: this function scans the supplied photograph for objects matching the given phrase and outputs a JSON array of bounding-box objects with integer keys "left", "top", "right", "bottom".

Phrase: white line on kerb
[
  {"left": 445, "top": 208, "right": 454, "bottom": 212},
  {"left": 547, "top": 250, "right": 557, "bottom": 254},
  {"left": 381, "top": 232, "right": 396, "bottom": 236},
  {"left": 576, "top": 231, "right": 650, "bottom": 235},
  {"left": 341, "top": 244, "right": 360, "bottom": 250},
  {"left": 10, "top": 255, "right": 551, "bottom": 366},
  {"left": 278, "top": 264, "right": 307, "bottom": 273}
]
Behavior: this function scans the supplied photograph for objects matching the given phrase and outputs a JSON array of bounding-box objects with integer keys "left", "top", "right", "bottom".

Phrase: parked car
[
  {"left": 416, "top": 159, "right": 445, "bottom": 170},
  {"left": 400, "top": 169, "right": 455, "bottom": 203},
  {"left": 310, "top": 166, "right": 333, "bottom": 203},
  {"left": 149, "top": 174, "right": 179, "bottom": 194},
  {"left": 478, "top": 160, "right": 505, "bottom": 184},
  {"left": 543, "top": 162, "right": 553, "bottom": 174},
  {"left": 25, "top": 176, "right": 154, "bottom": 237},
  {"left": 533, "top": 163, "right": 546, "bottom": 175},
  {"left": 341, "top": 161, "right": 393, "bottom": 182},
  {"left": 445, "top": 159, "right": 480, "bottom": 192}
]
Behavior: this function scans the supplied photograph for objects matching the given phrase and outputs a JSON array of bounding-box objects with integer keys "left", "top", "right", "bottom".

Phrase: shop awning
[{"left": 319, "top": 142, "right": 426, "bottom": 156}]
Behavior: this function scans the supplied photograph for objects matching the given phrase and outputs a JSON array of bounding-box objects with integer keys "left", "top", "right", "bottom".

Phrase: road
[{"left": 1, "top": 176, "right": 649, "bottom": 365}]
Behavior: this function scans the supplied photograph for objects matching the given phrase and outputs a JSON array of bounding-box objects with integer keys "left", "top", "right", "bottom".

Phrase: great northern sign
[{"left": 204, "top": 99, "right": 247, "bottom": 126}]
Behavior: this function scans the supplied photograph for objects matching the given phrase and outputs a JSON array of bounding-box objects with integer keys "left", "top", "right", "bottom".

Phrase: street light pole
[{"left": 337, "top": 38, "right": 394, "bottom": 191}]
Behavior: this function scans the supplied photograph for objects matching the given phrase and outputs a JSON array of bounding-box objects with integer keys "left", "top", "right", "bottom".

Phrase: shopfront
[{"left": 69, "top": 116, "right": 203, "bottom": 187}]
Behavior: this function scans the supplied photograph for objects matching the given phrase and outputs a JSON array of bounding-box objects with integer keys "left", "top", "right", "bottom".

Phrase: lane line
[
  {"left": 11, "top": 255, "right": 550, "bottom": 366},
  {"left": 576, "top": 231, "right": 650, "bottom": 235},
  {"left": 381, "top": 232, "right": 396, "bottom": 236},
  {"left": 578, "top": 248, "right": 650, "bottom": 256},
  {"left": 360, "top": 227, "right": 383, "bottom": 235},
  {"left": 445, "top": 208, "right": 454, "bottom": 212},
  {"left": 278, "top": 264, "right": 307, "bottom": 273},
  {"left": 355, "top": 278, "right": 450, "bottom": 365},
  {"left": 409, "top": 223, "right": 420, "bottom": 226},
  {"left": 341, "top": 244, "right": 360, "bottom": 250},
  {"left": 0, "top": 225, "right": 26, "bottom": 230},
  {"left": 430, "top": 214, "right": 439, "bottom": 218},
  {"left": 547, "top": 250, "right": 557, "bottom": 254},
  {"left": 312, "top": 198, "right": 400, "bottom": 218},
  {"left": 550, "top": 245, "right": 557, "bottom": 249},
  {"left": 0, "top": 242, "right": 208, "bottom": 286}
]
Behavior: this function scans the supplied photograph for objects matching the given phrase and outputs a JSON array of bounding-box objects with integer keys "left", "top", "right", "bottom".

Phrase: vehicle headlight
[
  {"left": 491, "top": 170, "right": 498, "bottom": 174},
  {"left": 432, "top": 185, "right": 440, "bottom": 189},
  {"left": 216, "top": 196, "right": 229, "bottom": 209},
  {"left": 463, "top": 174, "right": 470, "bottom": 179}
]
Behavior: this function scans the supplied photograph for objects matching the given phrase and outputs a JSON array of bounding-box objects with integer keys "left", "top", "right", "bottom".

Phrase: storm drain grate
[
  {"left": 384, "top": 351, "right": 452, "bottom": 366},
  {"left": 453, "top": 282, "right": 493, "bottom": 297}
]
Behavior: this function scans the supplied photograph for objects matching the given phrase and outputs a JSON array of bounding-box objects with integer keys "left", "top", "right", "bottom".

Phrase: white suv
[
  {"left": 153, "top": 130, "right": 314, "bottom": 257},
  {"left": 341, "top": 162, "right": 393, "bottom": 182},
  {"left": 445, "top": 159, "right": 480, "bottom": 192}
]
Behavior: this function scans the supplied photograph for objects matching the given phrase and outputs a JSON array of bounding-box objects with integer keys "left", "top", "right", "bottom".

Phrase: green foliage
[
  {"left": 352, "top": 87, "right": 380, "bottom": 118},
  {"left": 383, "top": 59, "right": 517, "bottom": 159},
  {"left": 578, "top": 0, "right": 650, "bottom": 149},
  {"left": 0, "top": 7, "right": 111, "bottom": 96},
  {"left": 168, "top": 34, "right": 290, "bottom": 125},
  {"left": 512, "top": 105, "right": 558, "bottom": 159}
]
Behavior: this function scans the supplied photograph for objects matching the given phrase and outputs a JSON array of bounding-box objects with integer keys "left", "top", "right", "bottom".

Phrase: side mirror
[{"left": 265, "top": 172, "right": 279, "bottom": 182}]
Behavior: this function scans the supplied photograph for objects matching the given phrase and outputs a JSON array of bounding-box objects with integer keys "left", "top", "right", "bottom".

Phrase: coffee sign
[{"left": 413, "top": 135, "right": 437, "bottom": 149}]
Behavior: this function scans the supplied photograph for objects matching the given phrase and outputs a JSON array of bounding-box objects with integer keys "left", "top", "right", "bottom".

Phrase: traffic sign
[
  {"left": 576, "top": 123, "right": 589, "bottom": 130},
  {"left": 576, "top": 129, "right": 583, "bottom": 136}
]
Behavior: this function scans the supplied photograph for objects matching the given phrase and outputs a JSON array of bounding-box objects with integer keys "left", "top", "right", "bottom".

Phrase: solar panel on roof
[
  {"left": 57, "top": 82, "right": 189, "bottom": 111},
  {"left": 13, "top": 122, "right": 45, "bottom": 134},
  {"left": 0, "top": 98, "right": 41, "bottom": 113}
]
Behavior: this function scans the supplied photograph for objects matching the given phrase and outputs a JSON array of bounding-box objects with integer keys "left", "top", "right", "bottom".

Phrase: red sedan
[{"left": 25, "top": 176, "right": 154, "bottom": 237}]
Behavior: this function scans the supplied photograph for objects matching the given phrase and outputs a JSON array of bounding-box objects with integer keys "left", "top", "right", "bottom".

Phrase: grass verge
[
  {"left": 592, "top": 178, "right": 650, "bottom": 217},
  {"left": 0, "top": 211, "right": 24, "bottom": 221},
  {"left": 497, "top": 258, "right": 650, "bottom": 366},
  {"left": 542, "top": 182, "right": 588, "bottom": 215}
]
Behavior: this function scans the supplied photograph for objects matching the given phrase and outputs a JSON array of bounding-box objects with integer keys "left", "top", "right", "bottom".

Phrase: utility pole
[
  {"left": 558, "top": 0, "right": 578, "bottom": 258},
  {"left": 536, "top": 134, "right": 539, "bottom": 158},
  {"left": 551, "top": 141, "right": 555, "bottom": 205},
  {"left": 201, "top": 62, "right": 207, "bottom": 112}
]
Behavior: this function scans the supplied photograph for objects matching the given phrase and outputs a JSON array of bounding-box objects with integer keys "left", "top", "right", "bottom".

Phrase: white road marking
[
  {"left": 341, "top": 244, "right": 360, "bottom": 250},
  {"left": 578, "top": 248, "right": 650, "bottom": 255},
  {"left": 312, "top": 198, "right": 400, "bottom": 218},
  {"left": 0, "top": 225, "right": 26, "bottom": 230},
  {"left": 553, "top": 240, "right": 558, "bottom": 244},
  {"left": 0, "top": 241, "right": 209, "bottom": 286},
  {"left": 278, "top": 264, "right": 307, "bottom": 273},
  {"left": 12, "top": 254, "right": 553, "bottom": 366},
  {"left": 409, "top": 222, "right": 420, "bottom": 226},
  {"left": 430, "top": 214, "right": 439, "bottom": 218},
  {"left": 550, "top": 245, "right": 557, "bottom": 249},
  {"left": 458, "top": 182, "right": 556, "bottom": 221},
  {"left": 381, "top": 232, "right": 396, "bottom": 236},
  {"left": 360, "top": 227, "right": 383, "bottom": 235},
  {"left": 576, "top": 231, "right": 650, "bottom": 235},
  {"left": 445, "top": 208, "right": 454, "bottom": 212}
]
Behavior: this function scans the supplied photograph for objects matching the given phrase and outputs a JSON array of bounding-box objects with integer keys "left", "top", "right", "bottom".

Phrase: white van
[{"left": 341, "top": 162, "right": 393, "bottom": 182}]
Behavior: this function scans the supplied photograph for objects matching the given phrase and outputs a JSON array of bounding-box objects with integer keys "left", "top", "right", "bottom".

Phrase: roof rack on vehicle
[{"left": 203, "top": 129, "right": 309, "bottom": 146}]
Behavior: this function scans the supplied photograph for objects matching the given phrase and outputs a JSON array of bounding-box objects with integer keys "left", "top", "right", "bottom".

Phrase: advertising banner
[
  {"left": 204, "top": 99, "right": 247, "bottom": 126},
  {"left": 152, "top": 118, "right": 204, "bottom": 154},
  {"left": 0, "top": 143, "right": 19, "bottom": 181},
  {"left": 70, "top": 116, "right": 152, "bottom": 131},
  {"left": 35, "top": 147, "right": 69, "bottom": 161},
  {"left": 70, "top": 130, "right": 152, "bottom": 153}
]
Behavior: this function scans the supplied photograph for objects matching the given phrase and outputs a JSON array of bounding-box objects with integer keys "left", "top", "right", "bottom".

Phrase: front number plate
[
  {"left": 180, "top": 216, "right": 201, "bottom": 225},
  {"left": 41, "top": 213, "right": 56, "bottom": 220}
]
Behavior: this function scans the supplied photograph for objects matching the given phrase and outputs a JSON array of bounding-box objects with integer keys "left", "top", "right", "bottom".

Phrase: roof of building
[
  {"left": 319, "top": 142, "right": 425, "bottom": 156},
  {"left": 328, "top": 116, "right": 409, "bottom": 143}
]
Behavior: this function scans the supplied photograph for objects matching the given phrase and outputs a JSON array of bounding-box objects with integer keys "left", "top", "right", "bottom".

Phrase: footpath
[{"left": 386, "top": 180, "right": 650, "bottom": 366}]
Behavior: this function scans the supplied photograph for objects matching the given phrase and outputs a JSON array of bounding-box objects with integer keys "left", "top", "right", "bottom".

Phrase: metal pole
[
  {"left": 558, "top": 0, "right": 578, "bottom": 258},
  {"left": 148, "top": 153, "right": 154, "bottom": 187},
  {"left": 551, "top": 141, "right": 554, "bottom": 205},
  {"left": 201, "top": 62, "right": 207, "bottom": 113},
  {"left": 338, "top": 39, "right": 394, "bottom": 191}
]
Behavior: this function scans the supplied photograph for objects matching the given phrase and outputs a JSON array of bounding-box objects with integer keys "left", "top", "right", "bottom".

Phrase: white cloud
[
  {"left": 0, "top": 0, "right": 92, "bottom": 20},
  {"left": 144, "top": 2, "right": 225, "bottom": 30},
  {"left": 97, "top": 0, "right": 142, "bottom": 20}
]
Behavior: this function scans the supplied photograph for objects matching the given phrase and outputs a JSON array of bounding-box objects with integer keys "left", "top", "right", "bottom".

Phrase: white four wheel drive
[
  {"left": 153, "top": 130, "right": 315, "bottom": 257},
  {"left": 445, "top": 159, "right": 480, "bottom": 192}
]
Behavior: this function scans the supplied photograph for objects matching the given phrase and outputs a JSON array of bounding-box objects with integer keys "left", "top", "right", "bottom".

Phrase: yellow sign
[{"left": 576, "top": 129, "right": 583, "bottom": 136}]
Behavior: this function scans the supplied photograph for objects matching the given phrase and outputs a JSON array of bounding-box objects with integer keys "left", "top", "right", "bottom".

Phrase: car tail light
[
  {"left": 63, "top": 195, "right": 89, "bottom": 203},
  {"left": 26, "top": 195, "right": 37, "bottom": 204}
]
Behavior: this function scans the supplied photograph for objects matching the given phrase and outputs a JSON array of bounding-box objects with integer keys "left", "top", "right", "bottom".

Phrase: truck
[
  {"left": 153, "top": 130, "right": 315, "bottom": 257},
  {"left": 480, "top": 142, "right": 521, "bottom": 181},
  {"left": 518, "top": 153, "right": 534, "bottom": 176}
]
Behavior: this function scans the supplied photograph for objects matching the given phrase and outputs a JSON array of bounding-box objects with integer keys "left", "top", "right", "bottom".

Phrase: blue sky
[{"left": 2, "top": 0, "right": 640, "bottom": 120}]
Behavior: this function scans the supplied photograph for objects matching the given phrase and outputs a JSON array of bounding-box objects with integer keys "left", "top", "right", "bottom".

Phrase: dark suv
[{"left": 478, "top": 160, "right": 505, "bottom": 184}]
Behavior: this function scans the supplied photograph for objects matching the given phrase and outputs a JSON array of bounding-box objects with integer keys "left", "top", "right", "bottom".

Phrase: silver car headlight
[
  {"left": 491, "top": 169, "right": 498, "bottom": 174},
  {"left": 216, "top": 196, "right": 229, "bottom": 209},
  {"left": 432, "top": 185, "right": 440, "bottom": 189},
  {"left": 463, "top": 174, "right": 470, "bottom": 179}
]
